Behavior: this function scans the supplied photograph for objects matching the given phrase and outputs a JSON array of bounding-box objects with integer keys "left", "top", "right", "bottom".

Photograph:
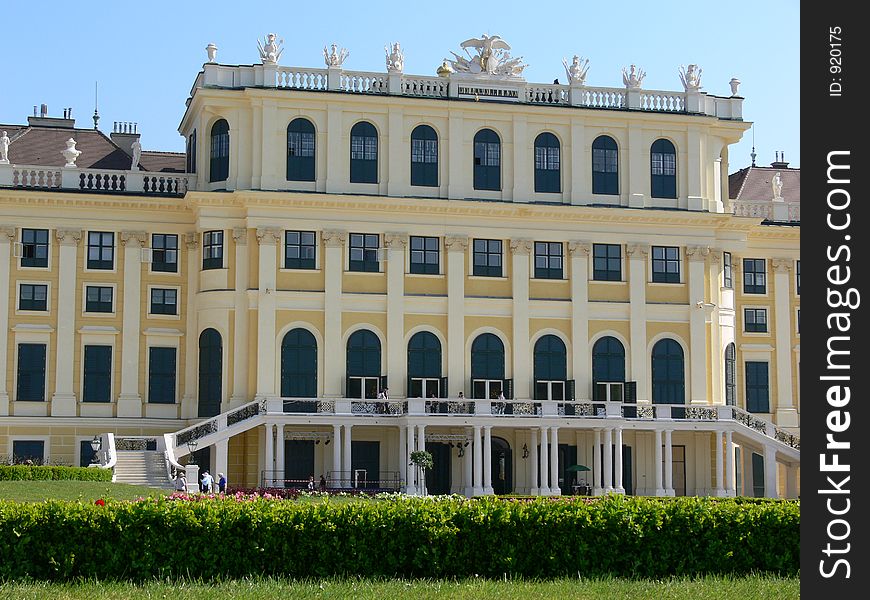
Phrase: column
[
  {"left": 510, "top": 239, "right": 532, "bottom": 400},
  {"left": 447, "top": 113, "right": 464, "bottom": 200},
  {"left": 322, "top": 231, "right": 345, "bottom": 397},
  {"left": 51, "top": 229, "right": 82, "bottom": 416},
  {"left": 664, "top": 429, "right": 674, "bottom": 496},
  {"left": 398, "top": 425, "right": 407, "bottom": 492},
  {"left": 686, "top": 246, "right": 710, "bottom": 405},
  {"left": 569, "top": 242, "right": 591, "bottom": 399},
  {"left": 117, "top": 231, "right": 146, "bottom": 417},
  {"left": 264, "top": 423, "right": 274, "bottom": 486},
  {"left": 275, "top": 424, "right": 285, "bottom": 488},
  {"left": 445, "top": 236, "right": 468, "bottom": 396},
  {"left": 529, "top": 428, "right": 539, "bottom": 495},
  {"left": 214, "top": 438, "right": 228, "bottom": 491},
  {"left": 772, "top": 259, "right": 798, "bottom": 427},
  {"left": 592, "top": 429, "right": 602, "bottom": 495},
  {"left": 483, "top": 425, "right": 493, "bottom": 494},
  {"left": 416, "top": 424, "right": 426, "bottom": 495},
  {"left": 343, "top": 424, "right": 353, "bottom": 488},
  {"left": 614, "top": 427, "right": 624, "bottom": 494},
  {"left": 472, "top": 425, "right": 483, "bottom": 496},
  {"left": 406, "top": 423, "right": 417, "bottom": 494},
  {"left": 463, "top": 428, "right": 473, "bottom": 497},
  {"left": 539, "top": 426, "right": 550, "bottom": 495},
  {"left": 385, "top": 234, "right": 408, "bottom": 397},
  {"left": 0, "top": 227, "right": 15, "bottom": 415},
  {"left": 231, "top": 228, "right": 250, "bottom": 406},
  {"left": 181, "top": 233, "right": 199, "bottom": 418},
  {"left": 332, "top": 424, "right": 342, "bottom": 487},
  {"left": 725, "top": 430, "right": 735, "bottom": 496},
  {"left": 626, "top": 244, "right": 649, "bottom": 402},
  {"left": 511, "top": 115, "right": 530, "bottom": 201},
  {"left": 654, "top": 429, "right": 665, "bottom": 496},
  {"left": 255, "top": 228, "right": 280, "bottom": 400},
  {"left": 549, "top": 426, "right": 560, "bottom": 495},
  {"left": 603, "top": 427, "right": 613, "bottom": 492},
  {"left": 714, "top": 430, "right": 725, "bottom": 496},
  {"left": 764, "top": 445, "right": 778, "bottom": 498}
]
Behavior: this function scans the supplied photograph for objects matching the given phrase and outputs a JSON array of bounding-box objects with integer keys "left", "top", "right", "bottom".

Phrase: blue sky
[{"left": 1, "top": 0, "right": 799, "bottom": 168}]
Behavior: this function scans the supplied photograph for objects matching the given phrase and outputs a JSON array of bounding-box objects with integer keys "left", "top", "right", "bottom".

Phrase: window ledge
[
  {"left": 589, "top": 279, "right": 626, "bottom": 285},
  {"left": 407, "top": 273, "right": 444, "bottom": 278},
  {"left": 468, "top": 275, "right": 508, "bottom": 281},
  {"left": 279, "top": 268, "right": 322, "bottom": 274}
]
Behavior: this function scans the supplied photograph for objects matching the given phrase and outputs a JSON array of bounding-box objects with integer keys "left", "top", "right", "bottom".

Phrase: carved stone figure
[
  {"left": 62, "top": 138, "right": 81, "bottom": 167},
  {"left": 562, "top": 55, "right": 590, "bottom": 85},
  {"left": 679, "top": 64, "right": 703, "bottom": 91},
  {"left": 385, "top": 42, "right": 404, "bottom": 73},
  {"left": 206, "top": 43, "right": 218, "bottom": 63},
  {"left": 447, "top": 34, "right": 526, "bottom": 78},
  {"left": 0, "top": 130, "right": 9, "bottom": 164},
  {"left": 323, "top": 43, "right": 349, "bottom": 68},
  {"left": 772, "top": 172, "right": 784, "bottom": 200},
  {"left": 622, "top": 65, "right": 646, "bottom": 89},
  {"left": 130, "top": 140, "right": 142, "bottom": 171},
  {"left": 257, "top": 33, "right": 283, "bottom": 65}
]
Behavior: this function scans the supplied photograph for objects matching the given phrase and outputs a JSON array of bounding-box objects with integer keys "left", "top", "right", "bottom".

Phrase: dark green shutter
[
  {"left": 502, "top": 379, "right": 513, "bottom": 399},
  {"left": 440, "top": 376, "right": 448, "bottom": 398},
  {"left": 148, "top": 347, "right": 177, "bottom": 404},
  {"left": 17, "top": 344, "right": 47, "bottom": 401},
  {"left": 83, "top": 345, "right": 112, "bottom": 403},
  {"left": 624, "top": 381, "right": 637, "bottom": 403},
  {"left": 566, "top": 379, "right": 575, "bottom": 401}
]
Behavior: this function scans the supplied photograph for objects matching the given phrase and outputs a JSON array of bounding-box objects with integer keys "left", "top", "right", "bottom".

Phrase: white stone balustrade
[{"left": 0, "top": 163, "right": 194, "bottom": 196}]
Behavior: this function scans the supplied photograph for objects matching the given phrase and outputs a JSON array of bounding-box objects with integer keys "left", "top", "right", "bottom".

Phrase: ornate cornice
[
  {"left": 444, "top": 235, "right": 469, "bottom": 252},
  {"left": 510, "top": 239, "right": 532, "bottom": 256},
  {"left": 120, "top": 230, "right": 147, "bottom": 247},
  {"left": 232, "top": 227, "right": 249, "bottom": 245},
  {"left": 184, "top": 232, "right": 199, "bottom": 249},
  {"left": 256, "top": 227, "right": 282, "bottom": 245},
  {"left": 685, "top": 245, "right": 710, "bottom": 261},
  {"left": 322, "top": 230, "right": 346, "bottom": 247},
  {"left": 0, "top": 225, "right": 15, "bottom": 241},
  {"left": 55, "top": 228, "right": 82, "bottom": 246},
  {"left": 383, "top": 233, "right": 409, "bottom": 248},
  {"left": 625, "top": 243, "right": 649, "bottom": 258},
  {"left": 567, "top": 241, "right": 591, "bottom": 257}
]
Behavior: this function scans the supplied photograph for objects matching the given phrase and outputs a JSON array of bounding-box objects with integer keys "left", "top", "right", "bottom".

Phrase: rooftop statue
[
  {"left": 0, "top": 131, "right": 9, "bottom": 164},
  {"left": 448, "top": 34, "right": 526, "bottom": 78},
  {"left": 257, "top": 33, "right": 283, "bottom": 65},
  {"left": 772, "top": 171, "right": 783, "bottom": 200},
  {"left": 679, "top": 64, "right": 703, "bottom": 92},
  {"left": 130, "top": 140, "right": 141, "bottom": 171},
  {"left": 562, "top": 55, "right": 590, "bottom": 85},
  {"left": 385, "top": 42, "right": 404, "bottom": 73},
  {"left": 324, "top": 43, "right": 349, "bottom": 68},
  {"left": 622, "top": 64, "right": 646, "bottom": 89}
]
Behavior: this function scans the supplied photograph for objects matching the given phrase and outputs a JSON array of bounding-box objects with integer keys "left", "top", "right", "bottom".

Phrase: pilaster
[
  {"left": 385, "top": 233, "right": 408, "bottom": 397},
  {"left": 325, "top": 103, "right": 344, "bottom": 194},
  {"left": 51, "top": 228, "right": 82, "bottom": 416},
  {"left": 0, "top": 226, "right": 15, "bottom": 414},
  {"left": 511, "top": 239, "right": 531, "bottom": 399},
  {"left": 627, "top": 124, "right": 646, "bottom": 208},
  {"left": 511, "top": 115, "right": 529, "bottom": 202},
  {"left": 772, "top": 258, "right": 798, "bottom": 427},
  {"left": 569, "top": 121, "right": 587, "bottom": 205},
  {"left": 323, "top": 230, "right": 345, "bottom": 397},
  {"left": 255, "top": 228, "right": 281, "bottom": 399},
  {"left": 231, "top": 228, "right": 250, "bottom": 406},
  {"left": 181, "top": 233, "right": 199, "bottom": 418},
  {"left": 386, "top": 107, "right": 406, "bottom": 196},
  {"left": 447, "top": 113, "right": 464, "bottom": 199},
  {"left": 445, "top": 235, "right": 468, "bottom": 396},
  {"left": 626, "top": 243, "right": 649, "bottom": 402},
  {"left": 117, "top": 231, "right": 146, "bottom": 417},
  {"left": 569, "top": 241, "right": 591, "bottom": 399},
  {"left": 686, "top": 245, "right": 710, "bottom": 404}
]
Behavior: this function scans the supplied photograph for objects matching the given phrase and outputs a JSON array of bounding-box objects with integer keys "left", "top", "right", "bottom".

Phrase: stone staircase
[{"left": 113, "top": 450, "right": 174, "bottom": 489}]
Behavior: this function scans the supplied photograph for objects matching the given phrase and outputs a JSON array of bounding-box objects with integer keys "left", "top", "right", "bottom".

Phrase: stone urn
[
  {"left": 729, "top": 77, "right": 741, "bottom": 96},
  {"left": 206, "top": 43, "right": 218, "bottom": 63},
  {"left": 62, "top": 138, "right": 81, "bottom": 167}
]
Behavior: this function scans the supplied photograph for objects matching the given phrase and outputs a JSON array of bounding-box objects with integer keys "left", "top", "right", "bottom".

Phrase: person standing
[
  {"left": 201, "top": 470, "right": 213, "bottom": 493},
  {"left": 174, "top": 470, "right": 187, "bottom": 492},
  {"left": 217, "top": 472, "right": 227, "bottom": 493},
  {"left": 307, "top": 475, "right": 316, "bottom": 491},
  {"left": 319, "top": 474, "right": 327, "bottom": 491}
]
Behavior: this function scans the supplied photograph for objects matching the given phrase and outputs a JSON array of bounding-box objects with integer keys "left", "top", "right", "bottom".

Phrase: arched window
[
  {"left": 592, "top": 135, "right": 619, "bottom": 195},
  {"left": 350, "top": 121, "right": 378, "bottom": 183},
  {"left": 209, "top": 119, "right": 229, "bottom": 183},
  {"left": 534, "top": 132, "right": 561, "bottom": 193},
  {"left": 281, "top": 329, "right": 317, "bottom": 399},
  {"left": 725, "top": 343, "right": 736, "bottom": 406},
  {"left": 346, "top": 330, "right": 381, "bottom": 399},
  {"left": 410, "top": 125, "right": 438, "bottom": 187},
  {"left": 286, "top": 118, "right": 315, "bottom": 182},
  {"left": 534, "top": 335, "right": 566, "bottom": 400},
  {"left": 198, "top": 329, "right": 222, "bottom": 417},
  {"left": 651, "top": 139, "right": 677, "bottom": 199},
  {"left": 471, "top": 333, "right": 505, "bottom": 399},
  {"left": 473, "top": 129, "right": 501, "bottom": 191},
  {"left": 651, "top": 338, "right": 685, "bottom": 404},
  {"left": 407, "top": 331, "right": 442, "bottom": 398},
  {"left": 593, "top": 336, "right": 626, "bottom": 383}
]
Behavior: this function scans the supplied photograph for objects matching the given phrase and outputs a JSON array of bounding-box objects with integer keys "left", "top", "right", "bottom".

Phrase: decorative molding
[
  {"left": 120, "top": 230, "right": 147, "bottom": 247},
  {"left": 710, "top": 250, "right": 722, "bottom": 264},
  {"left": 772, "top": 258, "right": 792, "bottom": 273},
  {"left": 0, "top": 225, "right": 15, "bottom": 241},
  {"left": 383, "top": 233, "right": 409, "bottom": 248},
  {"left": 322, "top": 230, "right": 346, "bottom": 247},
  {"left": 444, "top": 235, "right": 469, "bottom": 252},
  {"left": 509, "top": 239, "right": 532, "bottom": 255},
  {"left": 232, "top": 227, "right": 249, "bottom": 245},
  {"left": 256, "top": 227, "right": 282, "bottom": 245},
  {"left": 184, "top": 232, "right": 199, "bottom": 249},
  {"left": 685, "top": 245, "right": 710, "bottom": 261},
  {"left": 567, "top": 241, "right": 591, "bottom": 257},
  {"left": 55, "top": 228, "right": 82, "bottom": 246},
  {"left": 625, "top": 243, "right": 649, "bottom": 258}
]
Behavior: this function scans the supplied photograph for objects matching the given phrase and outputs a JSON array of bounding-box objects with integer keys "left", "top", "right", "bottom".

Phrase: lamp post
[
  {"left": 522, "top": 443, "right": 529, "bottom": 459},
  {"left": 187, "top": 440, "right": 198, "bottom": 464},
  {"left": 89, "top": 435, "right": 102, "bottom": 464}
]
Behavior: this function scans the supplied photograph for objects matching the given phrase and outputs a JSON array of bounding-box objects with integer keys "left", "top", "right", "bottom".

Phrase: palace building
[{"left": 0, "top": 35, "right": 799, "bottom": 497}]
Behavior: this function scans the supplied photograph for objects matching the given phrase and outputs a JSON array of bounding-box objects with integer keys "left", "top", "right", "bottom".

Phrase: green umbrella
[{"left": 565, "top": 464, "right": 591, "bottom": 472}]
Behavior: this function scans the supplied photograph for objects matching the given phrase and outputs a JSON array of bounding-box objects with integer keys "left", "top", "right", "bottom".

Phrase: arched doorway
[
  {"left": 471, "top": 333, "right": 505, "bottom": 400},
  {"left": 490, "top": 436, "right": 513, "bottom": 495},
  {"left": 346, "top": 330, "right": 382, "bottom": 399},
  {"left": 533, "top": 334, "right": 566, "bottom": 400},
  {"left": 652, "top": 338, "right": 685, "bottom": 417},
  {"left": 281, "top": 328, "right": 317, "bottom": 412},
  {"left": 407, "top": 331, "right": 442, "bottom": 399},
  {"left": 425, "top": 441, "right": 451, "bottom": 495},
  {"left": 198, "top": 329, "right": 222, "bottom": 417}
]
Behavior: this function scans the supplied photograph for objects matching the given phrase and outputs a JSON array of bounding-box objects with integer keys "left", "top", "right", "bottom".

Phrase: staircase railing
[{"left": 171, "top": 398, "right": 264, "bottom": 455}]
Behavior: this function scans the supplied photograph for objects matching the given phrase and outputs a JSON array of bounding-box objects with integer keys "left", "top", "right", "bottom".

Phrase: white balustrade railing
[
  {"left": 640, "top": 90, "right": 686, "bottom": 112},
  {"left": 578, "top": 87, "right": 627, "bottom": 109},
  {"left": 340, "top": 71, "right": 388, "bottom": 94},
  {"left": 733, "top": 199, "right": 800, "bottom": 222},
  {"left": 276, "top": 66, "right": 328, "bottom": 90},
  {"left": 401, "top": 76, "right": 448, "bottom": 98},
  {"left": 9, "top": 167, "right": 62, "bottom": 189},
  {"left": 526, "top": 84, "right": 569, "bottom": 105},
  {"left": 0, "top": 163, "right": 193, "bottom": 197}
]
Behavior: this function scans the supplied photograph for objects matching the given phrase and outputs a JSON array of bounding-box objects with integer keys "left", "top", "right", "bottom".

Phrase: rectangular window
[
  {"left": 723, "top": 252, "right": 732, "bottom": 289},
  {"left": 152, "top": 234, "right": 179, "bottom": 273},
  {"left": 18, "top": 284, "right": 48, "bottom": 311},
  {"left": 593, "top": 244, "right": 622, "bottom": 281},
  {"left": 83, "top": 345, "right": 112, "bottom": 403},
  {"left": 21, "top": 228, "right": 49, "bottom": 267},
  {"left": 745, "top": 361, "right": 770, "bottom": 413},
  {"left": 17, "top": 343, "right": 46, "bottom": 401},
  {"left": 796, "top": 260, "right": 800, "bottom": 295},
  {"left": 473, "top": 239, "right": 503, "bottom": 277},
  {"left": 651, "top": 246, "right": 680, "bottom": 283},
  {"left": 202, "top": 230, "right": 224, "bottom": 270},
  {"left": 85, "top": 286, "right": 113, "bottom": 313},
  {"left": 349, "top": 233, "right": 380, "bottom": 273},
  {"left": 185, "top": 130, "right": 197, "bottom": 174},
  {"left": 87, "top": 232, "right": 114, "bottom": 270},
  {"left": 12, "top": 440, "right": 45, "bottom": 465},
  {"left": 150, "top": 288, "right": 178, "bottom": 315},
  {"left": 742, "top": 258, "right": 766, "bottom": 294},
  {"left": 284, "top": 231, "right": 316, "bottom": 270},
  {"left": 410, "top": 236, "right": 439, "bottom": 275},
  {"left": 534, "top": 242, "right": 563, "bottom": 279},
  {"left": 744, "top": 308, "right": 768, "bottom": 333},
  {"left": 148, "top": 347, "right": 177, "bottom": 404}
]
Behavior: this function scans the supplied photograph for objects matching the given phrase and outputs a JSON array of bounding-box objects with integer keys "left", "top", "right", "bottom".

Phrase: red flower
[{"left": 95, "top": 498, "right": 106, "bottom": 506}]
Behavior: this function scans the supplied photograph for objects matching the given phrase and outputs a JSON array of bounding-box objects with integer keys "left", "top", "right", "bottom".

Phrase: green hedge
[
  {"left": 0, "top": 465, "right": 113, "bottom": 482},
  {"left": 0, "top": 496, "right": 799, "bottom": 580}
]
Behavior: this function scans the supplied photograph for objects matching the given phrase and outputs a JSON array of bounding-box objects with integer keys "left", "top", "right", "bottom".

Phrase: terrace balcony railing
[{"left": 0, "top": 163, "right": 195, "bottom": 197}]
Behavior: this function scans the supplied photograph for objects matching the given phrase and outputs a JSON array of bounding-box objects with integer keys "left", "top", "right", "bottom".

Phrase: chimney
[
  {"left": 770, "top": 150, "right": 789, "bottom": 169},
  {"left": 27, "top": 103, "right": 76, "bottom": 128},
  {"left": 110, "top": 121, "right": 141, "bottom": 157}
]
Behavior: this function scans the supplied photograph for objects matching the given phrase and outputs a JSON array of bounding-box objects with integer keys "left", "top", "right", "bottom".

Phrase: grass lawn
[
  {"left": 0, "top": 575, "right": 800, "bottom": 599},
  {"left": 0, "top": 480, "right": 169, "bottom": 503}
]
